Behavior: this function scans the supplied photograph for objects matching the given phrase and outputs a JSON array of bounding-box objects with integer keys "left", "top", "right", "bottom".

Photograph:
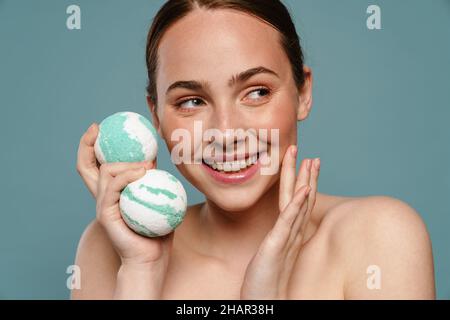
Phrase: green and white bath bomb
[
  {"left": 119, "top": 169, "right": 188, "bottom": 237},
  {"left": 94, "top": 111, "right": 158, "bottom": 164}
]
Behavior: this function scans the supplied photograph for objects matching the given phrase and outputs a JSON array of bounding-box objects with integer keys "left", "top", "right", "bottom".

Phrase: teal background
[{"left": 0, "top": 0, "right": 449, "bottom": 299}]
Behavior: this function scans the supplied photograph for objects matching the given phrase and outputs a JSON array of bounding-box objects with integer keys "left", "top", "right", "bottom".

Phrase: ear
[
  {"left": 146, "top": 95, "right": 162, "bottom": 136},
  {"left": 296, "top": 65, "right": 313, "bottom": 121}
]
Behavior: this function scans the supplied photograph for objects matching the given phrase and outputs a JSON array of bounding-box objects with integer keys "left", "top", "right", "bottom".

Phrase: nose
[
  {"left": 204, "top": 102, "right": 247, "bottom": 157},
  {"left": 209, "top": 100, "right": 243, "bottom": 131}
]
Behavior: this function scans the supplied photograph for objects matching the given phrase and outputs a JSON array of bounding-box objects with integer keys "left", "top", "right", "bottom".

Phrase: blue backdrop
[{"left": 0, "top": 0, "right": 449, "bottom": 299}]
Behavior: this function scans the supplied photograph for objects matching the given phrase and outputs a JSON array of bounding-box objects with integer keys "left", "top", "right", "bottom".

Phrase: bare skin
[
  {"left": 72, "top": 191, "right": 435, "bottom": 299},
  {"left": 72, "top": 8, "right": 435, "bottom": 299}
]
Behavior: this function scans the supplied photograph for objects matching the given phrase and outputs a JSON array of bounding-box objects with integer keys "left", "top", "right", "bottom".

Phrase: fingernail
[
  {"left": 314, "top": 158, "right": 321, "bottom": 170},
  {"left": 89, "top": 123, "right": 98, "bottom": 132},
  {"left": 291, "top": 145, "right": 297, "bottom": 157},
  {"left": 307, "top": 159, "right": 312, "bottom": 170}
]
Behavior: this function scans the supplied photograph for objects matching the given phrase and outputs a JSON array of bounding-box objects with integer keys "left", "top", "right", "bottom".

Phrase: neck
[{"left": 199, "top": 180, "right": 281, "bottom": 270}]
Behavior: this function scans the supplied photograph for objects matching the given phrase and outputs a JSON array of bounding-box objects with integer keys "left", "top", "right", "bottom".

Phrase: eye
[
  {"left": 245, "top": 87, "right": 271, "bottom": 102},
  {"left": 175, "top": 97, "right": 205, "bottom": 110}
]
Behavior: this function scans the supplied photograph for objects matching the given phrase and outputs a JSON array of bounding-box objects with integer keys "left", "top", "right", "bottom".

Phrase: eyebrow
[{"left": 165, "top": 66, "right": 279, "bottom": 96}]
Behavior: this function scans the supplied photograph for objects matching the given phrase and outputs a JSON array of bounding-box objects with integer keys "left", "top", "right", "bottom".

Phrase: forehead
[{"left": 156, "top": 8, "right": 290, "bottom": 89}]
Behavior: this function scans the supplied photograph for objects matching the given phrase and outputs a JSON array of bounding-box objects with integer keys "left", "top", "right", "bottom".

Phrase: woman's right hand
[
  {"left": 76, "top": 123, "right": 156, "bottom": 198},
  {"left": 76, "top": 122, "right": 173, "bottom": 267}
]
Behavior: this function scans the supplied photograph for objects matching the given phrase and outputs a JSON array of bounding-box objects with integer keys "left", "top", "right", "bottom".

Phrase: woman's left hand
[{"left": 240, "top": 145, "right": 321, "bottom": 300}]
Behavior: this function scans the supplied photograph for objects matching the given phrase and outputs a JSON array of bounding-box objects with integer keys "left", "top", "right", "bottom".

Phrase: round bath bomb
[
  {"left": 94, "top": 111, "right": 158, "bottom": 164},
  {"left": 119, "top": 169, "right": 188, "bottom": 237}
]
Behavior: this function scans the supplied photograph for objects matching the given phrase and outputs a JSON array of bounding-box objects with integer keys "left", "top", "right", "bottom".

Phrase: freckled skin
[
  {"left": 154, "top": 9, "right": 299, "bottom": 212},
  {"left": 73, "top": 8, "right": 435, "bottom": 300}
]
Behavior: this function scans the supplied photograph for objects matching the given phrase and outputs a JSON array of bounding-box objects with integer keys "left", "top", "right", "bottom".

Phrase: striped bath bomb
[
  {"left": 119, "top": 169, "right": 188, "bottom": 237},
  {"left": 94, "top": 111, "right": 158, "bottom": 164}
]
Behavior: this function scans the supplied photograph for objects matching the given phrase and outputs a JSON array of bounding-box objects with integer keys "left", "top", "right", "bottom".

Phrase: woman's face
[{"left": 149, "top": 9, "right": 312, "bottom": 212}]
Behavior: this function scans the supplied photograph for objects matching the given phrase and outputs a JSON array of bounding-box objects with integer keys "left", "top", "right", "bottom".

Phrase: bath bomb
[
  {"left": 119, "top": 169, "right": 188, "bottom": 237},
  {"left": 94, "top": 111, "right": 158, "bottom": 164}
]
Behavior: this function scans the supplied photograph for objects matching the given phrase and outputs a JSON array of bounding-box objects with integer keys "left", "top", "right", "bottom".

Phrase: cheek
[
  {"left": 160, "top": 119, "right": 203, "bottom": 165},
  {"left": 273, "top": 96, "right": 298, "bottom": 141},
  {"left": 270, "top": 108, "right": 296, "bottom": 128},
  {"left": 254, "top": 99, "right": 298, "bottom": 165},
  {"left": 160, "top": 121, "right": 192, "bottom": 153},
  {"left": 253, "top": 100, "right": 298, "bottom": 145}
]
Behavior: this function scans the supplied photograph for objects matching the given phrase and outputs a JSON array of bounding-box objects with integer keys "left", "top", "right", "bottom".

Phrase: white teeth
[
  {"left": 223, "top": 162, "right": 232, "bottom": 172},
  {"left": 231, "top": 161, "right": 240, "bottom": 171},
  {"left": 246, "top": 155, "right": 257, "bottom": 166},
  {"left": 204, "top": 154, "right": 259, "bottom": 172}
]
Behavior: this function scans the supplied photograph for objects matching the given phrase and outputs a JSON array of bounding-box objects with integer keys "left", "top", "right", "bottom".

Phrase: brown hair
[{"left": 145, "top": 0, "right": 305, "bottom": 107}]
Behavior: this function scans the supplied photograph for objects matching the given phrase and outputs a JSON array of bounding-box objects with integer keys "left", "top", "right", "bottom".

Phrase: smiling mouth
[{"left": 202, "top": 152, "right": 261, "bottom": 173}]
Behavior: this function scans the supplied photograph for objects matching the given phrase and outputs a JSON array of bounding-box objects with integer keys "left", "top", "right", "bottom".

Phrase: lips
[
  {"left": 202, "top": 153, "right": 260, "bottom": 173},
  {"left": 201, "top": 153, "right": 261, "bottom": 184}
]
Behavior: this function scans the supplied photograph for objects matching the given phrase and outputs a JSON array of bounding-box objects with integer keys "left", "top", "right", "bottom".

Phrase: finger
[
  {"left": 289, "top": 158, "right": 317, "bottom": 244},
  {"left": 76, "top": 123, "right": 100, "bottom": 196},
  {"left": 102, "top": 167, "right": 147, "bottom": 208},
  {"left": 96, "top": 163, "right": 114, "bottom": 205},
  {"left": 284, "top": 184, "right": 314, "bottom": 262},
  {"left": 294, "top": 158, "right": 312, "bottom": 193},
  {"left": 279, "top": 145, "right": 298, "bottom": 212},
  {"left": 289, "top": 158, "right": 312, "bottom": 237},
  {"left": 77, "top": 123, "right": 99, "bottom": 171},
  {"left": 299, "top": 158, "right": 320, "bottom": 235},
  {"left": 101, "top": 161, "right": 152, "bottom": 177},
  {"left": 270, "top": 185, "right": 311, "bottom": 248},
  {"left": 96, "top": 161, "right": 153, "bottom": 205},
  {"left": 146, "top": 157, "right": 157, "bottom": 170},
  {"left": 289, "top": 184, "right": 311, "bottom": 234},
  {"left": 288, "top": 184, "right": 316, "bottom": 249}
]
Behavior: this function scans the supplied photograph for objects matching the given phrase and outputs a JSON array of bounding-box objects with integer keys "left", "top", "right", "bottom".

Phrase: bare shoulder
[
  {"left": 319, "top": 194, "right": 430, "bottom": 239},
  {"left": 317, "top": 194, "right": 435, "bottom": 299},
  {"left": 71, "top": 219, "right": 120, "bottom": 299}
]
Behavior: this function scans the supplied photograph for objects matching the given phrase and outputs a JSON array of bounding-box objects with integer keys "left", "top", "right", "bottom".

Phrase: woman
[{"left": 73, "top": 0, "right": 435, "bottom": 299}]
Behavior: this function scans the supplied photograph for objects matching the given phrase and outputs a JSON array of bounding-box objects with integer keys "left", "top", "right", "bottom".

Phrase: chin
[{"left": 205, "top": 187, "right": 264, "bottom": 212}]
